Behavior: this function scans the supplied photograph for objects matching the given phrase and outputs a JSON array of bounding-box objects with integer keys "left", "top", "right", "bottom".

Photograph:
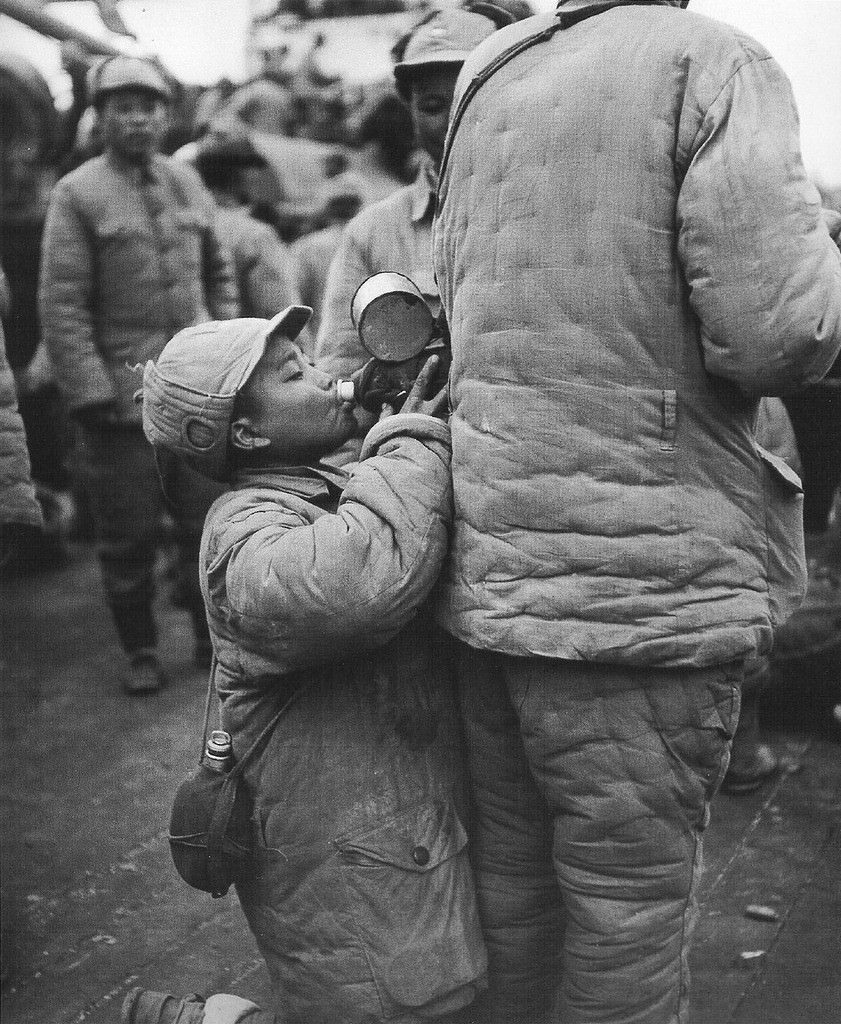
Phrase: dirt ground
[{"left": 1, "top": 542, "right": 839, "bottom": 1024}]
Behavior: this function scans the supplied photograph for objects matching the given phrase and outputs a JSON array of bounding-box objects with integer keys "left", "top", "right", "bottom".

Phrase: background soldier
[{"left": 39, "top": 56, "right": 238, "bottom": 693}]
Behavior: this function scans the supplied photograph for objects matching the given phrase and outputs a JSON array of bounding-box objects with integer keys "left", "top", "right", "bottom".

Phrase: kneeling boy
[{"left": 135, "top": 307, "right": 485, "bottom": 1024}]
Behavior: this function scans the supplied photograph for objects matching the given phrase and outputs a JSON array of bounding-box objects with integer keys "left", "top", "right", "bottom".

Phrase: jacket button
[{"left": 412, "top": 845, "right": 430, "bottom": 866}]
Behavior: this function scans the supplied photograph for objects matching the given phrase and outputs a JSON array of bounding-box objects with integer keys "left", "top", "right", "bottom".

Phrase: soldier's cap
[
  {"left": 393, "top": 8, "right": 498, "bottom": 99},
  {"left": 87, "top": 55, "right": 172, "bottom": 107},
  {"left": 141, "top": 306, "right": 313, "bottom": 482}
]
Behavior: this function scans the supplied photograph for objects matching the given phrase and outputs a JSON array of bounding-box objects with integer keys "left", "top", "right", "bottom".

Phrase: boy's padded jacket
[
  {"left": 432, "top": 1, "right": 841, "bottom": 668},
  {"left": 201, "top": 413, "right": 451, "bottom": 679},
  {"left": 199, "top": 414, "right": 487, "bottom": 1023}
]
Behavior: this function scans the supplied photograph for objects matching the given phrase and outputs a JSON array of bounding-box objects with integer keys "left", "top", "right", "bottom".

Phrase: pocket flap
[
  {"left": 335, "top": 797, "right": 467, "bottom": 872},
  {"left": 754, "top": 442, "right": 804, "bottom": 493}
]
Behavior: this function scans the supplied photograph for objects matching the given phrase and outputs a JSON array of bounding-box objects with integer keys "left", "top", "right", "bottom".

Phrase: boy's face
[{"left": 234, "top": 335, "right": 357, "bottom": 462}]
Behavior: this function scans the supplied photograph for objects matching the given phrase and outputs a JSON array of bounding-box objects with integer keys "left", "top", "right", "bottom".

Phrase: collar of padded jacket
[
  {"left": 557, "top": 0, "right": 689, "bottom": 10},
  {"left": 231, "top": 462, "right": 349, "bottom": 504},
  {"left": 555, "top": 0, "right": 689, "bottom": 23}
]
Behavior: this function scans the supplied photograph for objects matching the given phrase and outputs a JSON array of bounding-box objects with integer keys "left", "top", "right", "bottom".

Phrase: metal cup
[{"left": 350, "top": 272, "right": 435, "bottom": 363}]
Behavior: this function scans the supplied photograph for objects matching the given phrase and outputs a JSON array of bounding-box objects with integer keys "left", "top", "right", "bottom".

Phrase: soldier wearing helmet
[
  {"left": 86, "top": 55, "right": 172, "bottom": 107},
  {"left": 431, "top": 0, "right": 841, "bottom": 1020},
  {"left": 39, "top": 55, "right": 238, "bottom": 694},
  {"left": 313, "top": 4, "right": 524, "bottom": 463}
]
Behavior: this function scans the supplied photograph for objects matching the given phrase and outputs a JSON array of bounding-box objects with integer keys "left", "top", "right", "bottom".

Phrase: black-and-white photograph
[{"left": 1, "top": 2, "right": 839, "bottom": 1023}]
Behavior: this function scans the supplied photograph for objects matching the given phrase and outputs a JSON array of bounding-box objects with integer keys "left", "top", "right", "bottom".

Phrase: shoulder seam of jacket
[{"left": 686, "top": 54, "right": 776, "bottom": 160}]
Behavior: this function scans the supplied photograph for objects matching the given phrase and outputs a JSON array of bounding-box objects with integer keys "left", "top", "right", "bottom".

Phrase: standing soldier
[
  {"left": 39, "top": 56, "right": 238, "bottom": 694},
  {"left": 314, "top": 6, "right": 504, "bottom": 463},
  {"left": 431, "top": 1, "right": 841, "bottom": 1021}
]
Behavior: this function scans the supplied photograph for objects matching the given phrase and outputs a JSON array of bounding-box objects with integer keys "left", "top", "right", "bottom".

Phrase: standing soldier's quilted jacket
[
  {"left": 433, "top": 0, "right": 841, "bottom": 668},
  {"left": 39, "top": 153, "right": 238, "bottom": 424}
]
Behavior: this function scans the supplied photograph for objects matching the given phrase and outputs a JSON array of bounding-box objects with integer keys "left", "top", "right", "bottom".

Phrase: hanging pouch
[
  {"left": 168, "top": 658, "right": 298, "bottom": 897},
  {"left": 169, "top": 761, "right": 253, "bottom": 898}
]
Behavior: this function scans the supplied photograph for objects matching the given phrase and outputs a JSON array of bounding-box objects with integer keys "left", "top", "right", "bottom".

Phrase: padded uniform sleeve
[
  {"left": 677, "top": 56, "right": 841, "bottom": 396},
  {"left": 206, "top": 419, "right": 452, "bottom": 671},
  {"left": 38, "top": 182, "right": 115, "bottom": 412}
]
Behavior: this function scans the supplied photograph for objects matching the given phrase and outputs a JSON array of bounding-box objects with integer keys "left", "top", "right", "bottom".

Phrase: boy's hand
[{"left": 379, "top": 355, "right": 448, "bottom": 421}]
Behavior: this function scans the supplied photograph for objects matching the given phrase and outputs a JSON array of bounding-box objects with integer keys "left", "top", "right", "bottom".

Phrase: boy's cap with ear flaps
[{"left": 141, "top": 306, "right": 312, "bottom": 482}]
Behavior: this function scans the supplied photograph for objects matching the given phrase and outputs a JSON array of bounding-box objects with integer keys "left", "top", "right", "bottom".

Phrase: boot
[
  {"left": 122, "top": 989, "right": 205, "bottom": 1024},
  {"left": 124, "top": 649, "right": 168, "bottom": 695},
  {"left": 722, "top": 741, "right": 779, "bottom": 795},
  {"left": 722, "top": 679, "right": 779, "bottom": 795},
  {"left": 122, "top": 989, "right": 267, "bottom": 1024}
]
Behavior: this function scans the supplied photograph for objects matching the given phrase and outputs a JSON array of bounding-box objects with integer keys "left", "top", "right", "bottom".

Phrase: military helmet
[{"left": 393, "top": 8, "right": 499, "bottom": 100}]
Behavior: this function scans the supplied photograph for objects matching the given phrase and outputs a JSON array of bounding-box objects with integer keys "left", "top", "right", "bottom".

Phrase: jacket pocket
[
  {"left": 469, "top": 379, "right": 682, "bottom": 582},
  {"left": 754, "top": 442, "right": 806, "bottom": 627},
  {"left": 754, "top": 443, "right": 803, "bottom": 495},
  {"left": 334, "top": 796, "right": 487, "bottom": 1016}
]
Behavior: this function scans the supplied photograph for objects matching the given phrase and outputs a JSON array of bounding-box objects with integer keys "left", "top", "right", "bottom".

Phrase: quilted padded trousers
[
  {"left": 75, "top": 425, "right": 221, "bottom": 653},
  {"left": 454, "top": 645, "right": 742, "bottom": 1024}
]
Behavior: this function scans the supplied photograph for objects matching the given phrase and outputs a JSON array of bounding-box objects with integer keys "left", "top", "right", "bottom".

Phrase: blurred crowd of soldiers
[
  {"left": 0, "top": 16, "right": 422, "bottom": 571},
  {"left": 1, "top": 0, "right": 839, "bottom": 724}
]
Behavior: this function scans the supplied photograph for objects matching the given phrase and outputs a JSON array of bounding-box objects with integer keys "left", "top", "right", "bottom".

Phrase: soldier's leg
[
  {"left": 507, "top": 657, "right": 741, "bottom": 1024},
  {"left": 76, "top": 425, "right": 165, "bottom": 691},
  {"left": 455, "top": 643, "right": 564, "bottom": 1024},
  {"left": 161, "top": 459, "right": 225, "bottom": 667}
]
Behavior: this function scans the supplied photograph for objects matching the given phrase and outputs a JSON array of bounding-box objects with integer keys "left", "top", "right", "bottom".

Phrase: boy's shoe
[
  {"left": 122, "top": 988, "right": 264, "bottom": 1024},
  {"left": 122, "top": 988, "right": 205, "bottom": 1024},
  {"left": 721, "top": 742, "right": 780, "bottom": 795},
  {"left": 124, "top": 650, "right": 167, "bottom": 695}
]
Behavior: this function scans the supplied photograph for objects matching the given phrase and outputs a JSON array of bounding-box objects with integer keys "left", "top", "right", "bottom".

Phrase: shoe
[
  {"left": 121, "top": 989, "right": 263, "bottom": 1024},
  {"left": 122, "top": 988, "right": 205, "bottom": 1024},
  {"left": 124, "top": 650, "right": 167, "bottom": 695},
  {"left": 722, "top": 743, "right": 780, "bottom": 795}
]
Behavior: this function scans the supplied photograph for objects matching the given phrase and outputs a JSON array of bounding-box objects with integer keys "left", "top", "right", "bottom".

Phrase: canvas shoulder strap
[
  {"left": 440, "top": 18, "right": 563, "bottom": 183},
  {"left": 201, "top": 656, "right": 303, "bottom": 897},
  {"left": 440, "top": 1, "right": 641, "bottom": 181}
]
